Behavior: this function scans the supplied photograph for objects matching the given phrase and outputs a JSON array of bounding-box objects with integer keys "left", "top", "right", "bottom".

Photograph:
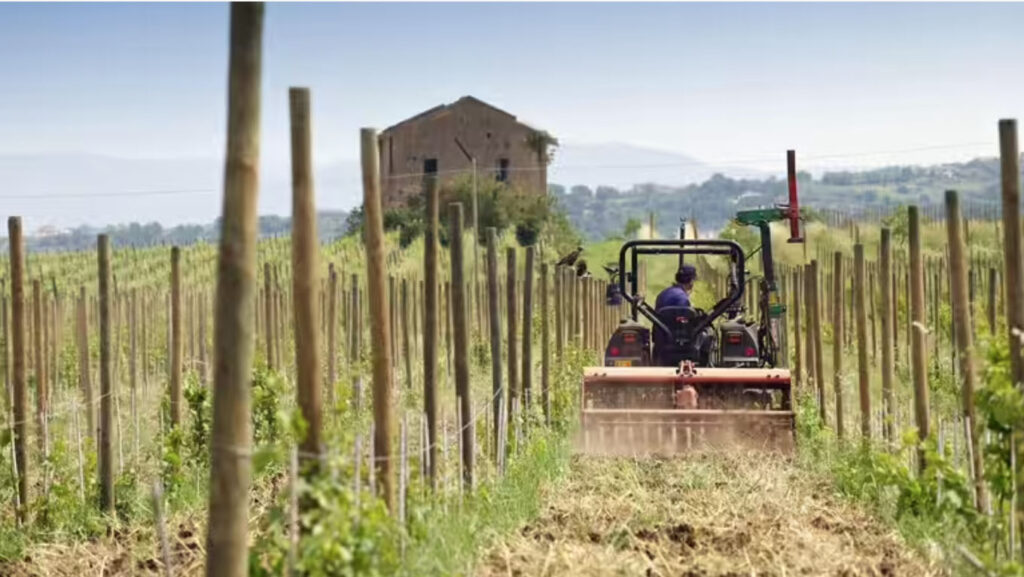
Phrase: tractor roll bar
[{"left": 617, "top": 239, "right": 746, "bottom": 341}]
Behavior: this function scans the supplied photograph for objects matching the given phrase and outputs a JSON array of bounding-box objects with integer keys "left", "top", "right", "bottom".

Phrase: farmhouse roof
[{"left": 382, "top": 96, "right": 525, "bottom": 134}]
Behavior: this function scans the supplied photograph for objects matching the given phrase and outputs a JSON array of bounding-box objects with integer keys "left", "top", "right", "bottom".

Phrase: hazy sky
[{"left": 0, "top": 2, "right": 1021, "bottom": 223}]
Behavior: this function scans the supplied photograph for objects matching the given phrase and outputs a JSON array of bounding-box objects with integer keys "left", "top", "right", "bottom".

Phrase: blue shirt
[{"left": 655, "top": 284, "right": 691, "bottom": 310}]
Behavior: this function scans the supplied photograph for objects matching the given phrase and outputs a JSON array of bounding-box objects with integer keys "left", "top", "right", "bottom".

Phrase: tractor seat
[{"left": 653, "top": 306, "right": 708, "bottom": 366}]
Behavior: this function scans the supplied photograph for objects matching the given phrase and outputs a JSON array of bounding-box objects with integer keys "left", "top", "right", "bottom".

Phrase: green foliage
[
  {"left": 623, "top": 217, "right": 642, "bottom": 239},
  {"left": 881, "top": 206, "right": 912, "bottom": 246},
  {"left": 398, "top": 429, "right": 570, "bottom": 576},
  {"left": 718, "top": 220, "right": 758, "bottom": 254},
  {"left": 161, "top": 426, "right": 187, "bottom": 499},
  {"left": 253, "top": 365, "right": 288, "bottom": 445},
  {"left": 250, "top": 470, "right": 398, "bottom": 576},
  {"left": 184, "top": 372, "right": 212, "bottom": 459}
]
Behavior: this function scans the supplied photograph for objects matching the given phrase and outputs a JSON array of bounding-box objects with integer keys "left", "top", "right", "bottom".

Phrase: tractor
[{"left": 580, "top": 151, "right": 804, "bottom": 453}]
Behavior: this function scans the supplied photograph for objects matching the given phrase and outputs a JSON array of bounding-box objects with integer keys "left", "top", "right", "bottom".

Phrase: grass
[{"left": 399, "top": 428, "right": 571, "bottom": 576}]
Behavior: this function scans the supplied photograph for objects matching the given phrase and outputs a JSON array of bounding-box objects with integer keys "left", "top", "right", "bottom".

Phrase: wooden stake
[
  {"left": 450, "top": 203, "right": 474, "bottom": 489},
  {"left": 130, "top": 289, "right": 139, "bottom": 463},
  {"left": 361, "top": 127, "right": 395, "bottom": 511},
  {"left": 486, "top": 228, "right": 504, "bottom": 462},
  {"left": 541, "top": 262, "right": 551, "bottom": 425},
  {"left": 945, "top": 190, "right": 987, "bottom": 510},
  {"left": 506, "top": 248, "right": 518, "bottom": 422},
  {"left": 33, "top": 281, "right": 47, "bottom": 456},
  {"left": 880, "top": 229, "right": 895, "bottom": 444},
  {"left": 854, "top": 244, "right": 870, "bottom": 440},
  {"left": 264, "top": 263, "right": 274, "bottom": 370},
  {"left": 832, "top": 252, "right": 844, "bottom": 439},
  {"left": 908, "top": 206, "right": 930, "bottom": 467},
  {"left": 809, "top": 260, "right": 825, "bottom": 424},
  {"left": 402, "top": 278, "right": 412, "bottom": 390},
  {"left": 98, "top": 234, "right": 114, "bottom": 514},
  {"left": 8, "top": 217, "right": 28, "bottom": 522},
  {"left": 170, "top": 247, "right": 182, "bottom": 427},
  {"left": 289, "top": 86, "right": 323, "bottom": 470},
  {"left": 327, "top": 264, "right": 337, "bottom": 409},
  {"left": 521, "top": 246, "right": 535, "bottom": 409},
  {"left": 423, "top": 174, "right": 439, "bottom": 489},
  {"left": 206, "top": 5, "right": 263, "bottom": 575},
  {"left": 792, "top": 268, "right": 802, "bottom": 391}
]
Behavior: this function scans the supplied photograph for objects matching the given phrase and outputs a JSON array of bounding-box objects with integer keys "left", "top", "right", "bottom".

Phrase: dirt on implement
[{"left": 477, "top": 453, "right": 943, "bottom": 576}]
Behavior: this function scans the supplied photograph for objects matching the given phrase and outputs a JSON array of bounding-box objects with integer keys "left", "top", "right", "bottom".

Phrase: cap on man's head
[{"left": 675, "top": 264, "right": 697, "bottom": 285}]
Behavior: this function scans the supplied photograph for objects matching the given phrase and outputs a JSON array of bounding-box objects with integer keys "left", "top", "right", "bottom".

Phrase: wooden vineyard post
[
  {"left": 206, "top": 5, "right": 263, "bottom": 575},
  {"left": 869, "top": 266, "right": 878, "bottom": 365},
  {"left": 389, "top": 276, "right": 397, "bottom": 372},
  {"left": 908, "top": 206, "right": 930, "bottom": 468},
  {"left": 197, "top": 292, "right": 207, "bottom": 383},
  {"left": 486, "top": 229, "right": 504, "bottom": 465},
  {"left": 792, "top": 268, "right": 802, "bottom": 391},
  {"left": 989, "top": 267, "right": 998, "bottom": 336},
  {"left": 402, "top": 279, "right": 412, "bottom": 390},
  {"left": 423, "top": 174, "right": 439, "bottom": 488},
  {"left": 1001, "top": 120, "right": 1024, "bottom": 390},
  {"left": 541, "top": 262, "right": 551, "bottom": 425},
  {"left": 32, "top": 281, "right": 48, "bottom": 459},
  {"left": 449, "top": 203, "right": 474, "bottom": 489},
  {"left": 8, "top": 218, "right": 27, "bottom": 522},
  {"left": 854, "top": 244, "right": 870, "bottom": 440},
  {"left": 264, "top": 263, "right": 274, "bottom": 370},
  {"left": 97, "top": 235, "right": 114, "bottom": 514},
  {"left": 572, "top": 269, "right": 581, "bottom": 345},
  {"left": 832, "top": 252, "right": 844, "bottom": 440},
  {"left": 810, "top": 260, "right": 825, "bottom": 424},
  {"left": 506, "top": 248, "right": 518, "bottom": 425},
  {"left": 880, "top": 229, "right": 895, "bottom": 444},
  {"left": 349, "top": 273, "right": 360, "bottom": 368},
  {"left": 361, "top": 127, "right": 395, "bottom": 511},
  {"left": 130, "top": 289, "right": 139, "bottom": 462},
  {"left": 946, "top": 190, "right": 987, "bottom": 510},
  {"left": 76, "top": 287, "right": 94, "bottom": 440},
  {"left": 290, "top": 86, "right": 323, "bottom": 471},
  {"left": 170, "top": 246, "right": 182, "bottom": 427},
  {"left": 554, "top": 264, "right": 563, "bottom": 359},
  {"left": 327, "top": 264, "right": 337, "bottom": 409},
  {"left": 521, "top": 246, "right": 535, "bottom": 409},
  {"left": 999, "top": 120, "right": 1024, "bottom": 540}
]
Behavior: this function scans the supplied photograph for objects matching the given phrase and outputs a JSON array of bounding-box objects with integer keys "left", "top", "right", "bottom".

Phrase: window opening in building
[
  {"left": 424, "top": 158, "right": 437, "bottom": 175},
  {"left": 497, "top": 158, "right": 509, "bottom": 182}
]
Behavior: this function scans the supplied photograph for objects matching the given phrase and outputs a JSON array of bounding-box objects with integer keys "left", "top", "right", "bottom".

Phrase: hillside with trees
[{"left": 552, "top": 155, "right": 1017, "bottom": 240}]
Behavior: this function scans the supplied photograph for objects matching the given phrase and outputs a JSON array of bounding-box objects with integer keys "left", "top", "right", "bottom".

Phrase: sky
[{"left": 1, "top": 2, "right": 1023, "bottom": 227}]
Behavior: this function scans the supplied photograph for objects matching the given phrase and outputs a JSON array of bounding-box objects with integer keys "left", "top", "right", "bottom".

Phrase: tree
[
  {"left": 623, "top": 217, "right": 642, "bottom": 238},
  {"left": 569, "top": 185, "right": 593, "bottom": 198}
]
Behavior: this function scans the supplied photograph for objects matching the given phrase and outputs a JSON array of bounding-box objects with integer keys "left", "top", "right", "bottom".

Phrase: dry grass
[
  {"left": 477, "top": 452, "right": 945, "bottom": 577},
  {"left": 0, "top": 516, "right": 204, "bottom": 577}
]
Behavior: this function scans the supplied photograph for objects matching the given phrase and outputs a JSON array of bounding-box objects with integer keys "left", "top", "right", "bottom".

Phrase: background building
[{"left": 379, "top": 96, "right": 553, "bottom": 207}]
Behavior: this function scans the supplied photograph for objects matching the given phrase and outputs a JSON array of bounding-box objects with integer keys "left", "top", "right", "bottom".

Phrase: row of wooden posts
[
  {"left": 775, "top": 120, "right": 1023, "bottom": 525},
  {"left": 7, "top": 6, "right": 1024, "bottom": 572},
  {"left": 3, "top": 27, "right": 619, "bottom": 577}
]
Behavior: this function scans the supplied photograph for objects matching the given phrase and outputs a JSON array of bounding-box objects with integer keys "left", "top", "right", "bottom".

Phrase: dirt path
[{"left": 477, "top": 453, "right": 943, "bottom": 576}]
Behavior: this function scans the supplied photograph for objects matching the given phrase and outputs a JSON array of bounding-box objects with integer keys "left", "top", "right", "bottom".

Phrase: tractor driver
[{"left": 655, "top": 264, "right": 696, "bottom": 312}]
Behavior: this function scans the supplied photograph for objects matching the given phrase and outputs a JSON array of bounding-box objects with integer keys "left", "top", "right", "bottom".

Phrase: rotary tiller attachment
[{"left": 579, "top": 365, "right": 795, "bottom": 455}]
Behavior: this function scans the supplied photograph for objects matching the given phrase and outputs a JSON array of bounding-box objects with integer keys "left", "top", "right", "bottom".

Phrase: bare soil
[{"left": 477, "top": 453, "right": 944, "bottom": 577}]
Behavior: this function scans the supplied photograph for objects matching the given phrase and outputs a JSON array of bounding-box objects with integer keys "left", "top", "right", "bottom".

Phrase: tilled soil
[{"left": 477, "top": 453, "right": 944, "bottom": 577}]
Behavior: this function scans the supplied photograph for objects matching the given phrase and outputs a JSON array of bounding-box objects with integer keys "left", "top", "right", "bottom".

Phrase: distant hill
[
  {"left": 549, "top": 141, "right": 768, "bottom": 190},
  {"left": 0, "top": 153, "right": 359, "bottom": 232},
  {"left": 551, "top": 156, "right": 1017, "bottom": 241},
  {"left": 2, "top": 211, "right": 349, "bottom": 254}
]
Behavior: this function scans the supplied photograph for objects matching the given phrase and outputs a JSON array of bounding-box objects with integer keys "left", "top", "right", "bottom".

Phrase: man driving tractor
[{"left": 655, "top": 264, "right": 697, "bottom": 312}]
